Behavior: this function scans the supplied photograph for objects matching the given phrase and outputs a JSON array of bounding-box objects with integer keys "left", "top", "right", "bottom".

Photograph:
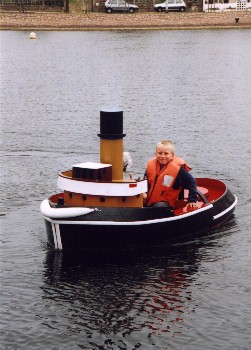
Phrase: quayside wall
[{"left": 1, "top": 11, "right": 251, "bottom": 30}]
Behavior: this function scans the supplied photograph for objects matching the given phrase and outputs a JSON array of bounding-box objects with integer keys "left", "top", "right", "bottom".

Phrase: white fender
[{"left": 40, "top": 199, "right": 95, "bottom": 219}]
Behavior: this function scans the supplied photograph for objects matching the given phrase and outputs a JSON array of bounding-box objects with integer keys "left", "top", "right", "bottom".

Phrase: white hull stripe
[
  {"left": 213, "top": 195, "right": 238, "bottom": 220},
  {"left": 51, "top": 223, "right": 58, "bottom": 248},
  {"left": 52, "top": 223, "right": 62, "bottom": 250},
  {"left": 44, "top": 204, "right": 213, "bottom": 226}
]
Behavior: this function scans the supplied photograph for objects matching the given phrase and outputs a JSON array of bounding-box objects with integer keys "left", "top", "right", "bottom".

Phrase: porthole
[
  {"left": 82, "top": 195, "right": 87, "bottom": 201},
  {"left": 122, "top": 197, "right": 126, "bottom": 202},
  {"left": 57, "top": 197, "right": 64, "bottom": 205},
  {"left": 100, "top": 197, "right": 106, "bottom": 202}
]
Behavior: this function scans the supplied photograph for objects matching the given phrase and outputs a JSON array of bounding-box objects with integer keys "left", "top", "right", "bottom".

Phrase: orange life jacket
[{"left": 145, "top": 156, "right": 191, "bottom": 207}]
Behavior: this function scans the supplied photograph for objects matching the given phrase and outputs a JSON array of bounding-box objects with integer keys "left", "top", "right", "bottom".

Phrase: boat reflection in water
[
  {"left": 42, "top": 228, "right": 235, "bottom": 345},
  {"left": 40, "top": 110, "right": 237, "bottom": 250},
  {"left": 42, "top": 245, "right": 200, "bottom": 336}
]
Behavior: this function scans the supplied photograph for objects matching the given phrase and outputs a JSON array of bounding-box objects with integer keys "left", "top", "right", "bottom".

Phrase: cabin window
[
  {"left": 100, "top": 197, "right": 106, "bottom": 202},
  {"left": 89, "top": 169, "right": 95, "bottom": 180},
  {"left": 82, "top": 195, "right": 87, "bottom": 201},
  {"left": 121, "top": 197, "right": 126, "bottom": 203}
]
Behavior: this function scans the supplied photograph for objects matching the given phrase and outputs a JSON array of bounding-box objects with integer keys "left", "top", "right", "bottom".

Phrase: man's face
[{"left": 155, "top": 144, "right": 174, "bottom": 165}]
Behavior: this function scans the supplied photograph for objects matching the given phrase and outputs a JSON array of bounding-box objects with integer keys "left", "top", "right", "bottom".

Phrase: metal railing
[{"left": 0, "top": 0, "right": 64, "bottom": 11}]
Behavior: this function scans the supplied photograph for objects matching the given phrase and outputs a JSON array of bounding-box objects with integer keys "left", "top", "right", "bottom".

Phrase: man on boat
[{"left": 144, "top": 140, "right": 198, "bottom": 211}]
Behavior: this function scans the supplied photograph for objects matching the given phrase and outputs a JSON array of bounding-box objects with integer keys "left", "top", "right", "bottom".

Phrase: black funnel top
[{"left": 98, "top": 109, "right": 126, "bottom": 140}]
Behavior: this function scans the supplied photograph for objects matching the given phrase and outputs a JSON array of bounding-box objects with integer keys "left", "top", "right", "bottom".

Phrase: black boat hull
[{"left": 43, "top": 187, "right": 237, "bottom": 250}]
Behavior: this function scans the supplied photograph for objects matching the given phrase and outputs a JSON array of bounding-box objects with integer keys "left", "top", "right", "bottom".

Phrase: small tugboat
[{"left": 40, "top": 110, "right": 237, "bottom": 250}]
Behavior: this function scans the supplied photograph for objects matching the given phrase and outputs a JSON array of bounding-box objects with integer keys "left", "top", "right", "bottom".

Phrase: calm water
[{"left": 1, "top": 29, "right": 251, "bottom": 349}]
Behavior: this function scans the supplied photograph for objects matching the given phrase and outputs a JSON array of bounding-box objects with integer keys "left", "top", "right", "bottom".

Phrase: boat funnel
[{"left": 98, "top": 109, "right": 126, "bottom": 181}]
